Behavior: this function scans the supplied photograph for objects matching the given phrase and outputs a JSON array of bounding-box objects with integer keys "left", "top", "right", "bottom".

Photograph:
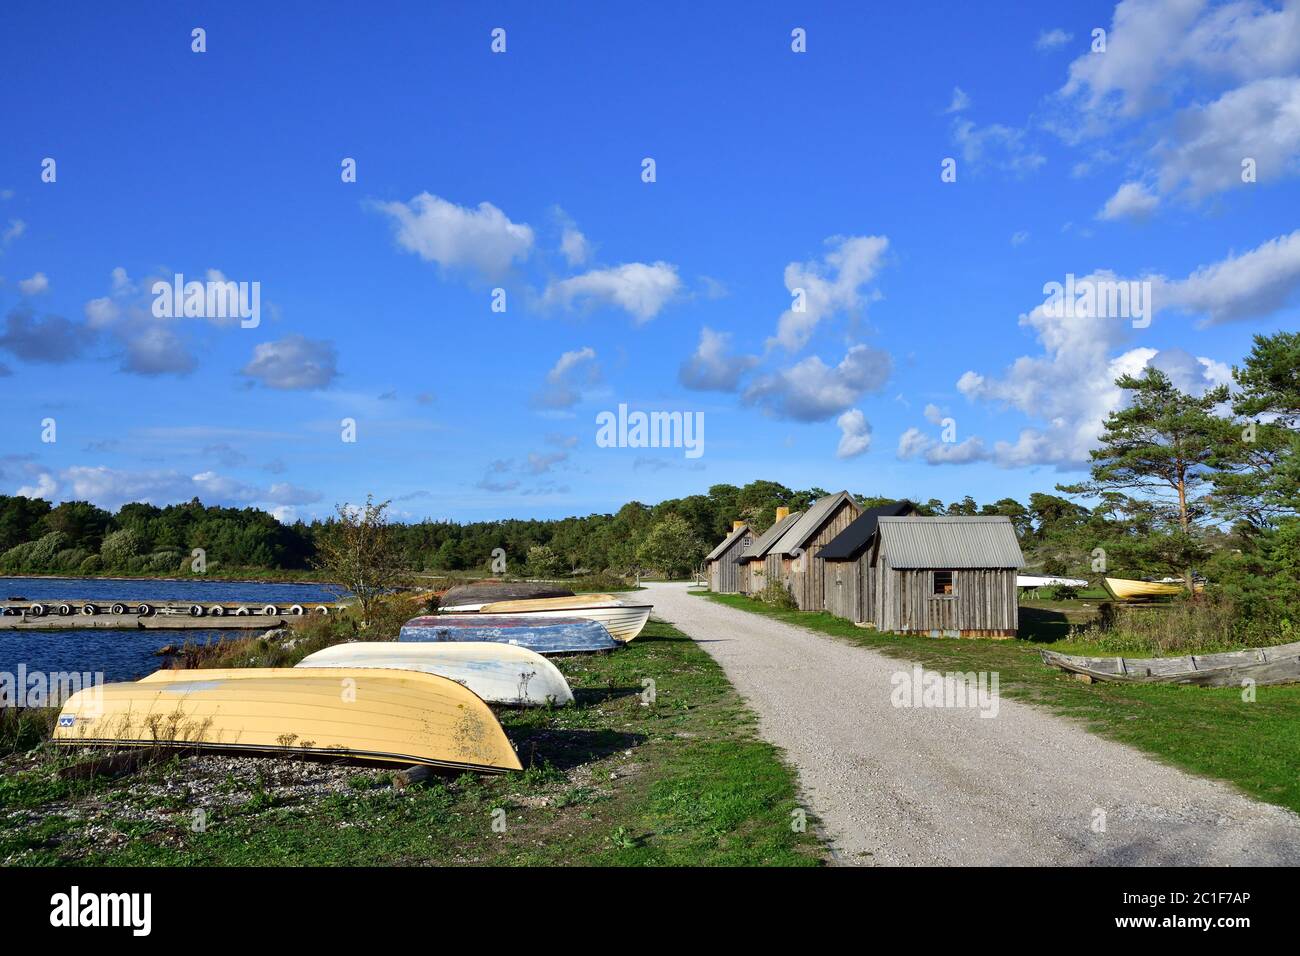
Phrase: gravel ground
[{"left": 646, "top": 582, "right": 1300, "bottom": 866}]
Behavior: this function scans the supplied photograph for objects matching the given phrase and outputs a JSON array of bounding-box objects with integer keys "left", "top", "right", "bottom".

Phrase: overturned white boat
[{"left": 296, "top": 641, "right": 574, "bottom": 707}]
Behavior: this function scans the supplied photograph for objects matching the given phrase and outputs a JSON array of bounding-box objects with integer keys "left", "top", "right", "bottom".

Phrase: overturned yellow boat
[
  {"left": 54, "top": 668, "right": 521, "bottom": 772},
  {"left": 1104, "top": 577, "right": 1202, "bottom": 601}
]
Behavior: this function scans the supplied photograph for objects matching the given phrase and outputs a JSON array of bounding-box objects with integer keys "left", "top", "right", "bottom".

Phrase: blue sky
[{"left": 2, "top": 1, "right": 1298, "bottom": 522}]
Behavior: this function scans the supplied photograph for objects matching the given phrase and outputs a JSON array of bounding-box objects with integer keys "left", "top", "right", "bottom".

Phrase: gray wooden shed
[
  {"left": 872, "top": 516, "right": 1025, "bottom": 637},
  {"left": 820, "top": 501, "right": 917, "bottom": 623},
  {"left": 736, "top": 507, "right": 801, "bottom": 595},
  {"left": 705, "top": 521, "right": 753, "bottom": 593},
  {"left": 765, "top": 491, "right": 860, "bottom": 611}
]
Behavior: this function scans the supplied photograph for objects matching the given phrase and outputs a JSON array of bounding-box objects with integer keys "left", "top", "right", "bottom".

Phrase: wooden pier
[
  {"left": 0, "top": 598, "right": 347, "bottom": 630},
  {"left": 0, "top": 613, "right": 293, "bottom": 630}
]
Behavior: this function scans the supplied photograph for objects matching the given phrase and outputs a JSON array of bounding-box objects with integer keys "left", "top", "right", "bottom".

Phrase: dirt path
[{"left": 645, "top": 582, "right": 1300, "bottom": 866}]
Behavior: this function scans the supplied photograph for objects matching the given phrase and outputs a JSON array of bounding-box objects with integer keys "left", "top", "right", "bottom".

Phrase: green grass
[
  {"left": 0, "top": 620, "right": 822, "bottom": 866},
  {"left": 698, "top": 591, "right": 1300, "bottom": 815}
]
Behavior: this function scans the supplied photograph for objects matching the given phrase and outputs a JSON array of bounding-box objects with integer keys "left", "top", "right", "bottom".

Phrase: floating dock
[{"left": 0, "top": 598, "right": 347, "bottom": 630}]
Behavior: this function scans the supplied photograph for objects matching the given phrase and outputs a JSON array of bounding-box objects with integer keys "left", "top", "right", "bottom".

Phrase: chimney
[
  {"left": 775, "top": 506, "right": 790, "bottom": 521},
  {"left": 733, "top": 520, "right": 745, "bottom": 530}
]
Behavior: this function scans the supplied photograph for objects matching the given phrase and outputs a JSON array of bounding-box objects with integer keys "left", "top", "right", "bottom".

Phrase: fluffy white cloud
[
  {"left": 560, "top": 224, "right": 591, "bottom": 266},
  {"left": 121, "top": 323, "right": 196, "bottom": 376},
  {"left": 544, "top": 262, "right": 680, "bottom": 322},
  {"left": 896, "top": 426, "right": 990, "bottom": 465},
  {"left": 1155, "top": 76, "right": 1300, "bottom": 199},
  {"left": 769, "top": 235, "right": 889, "bottom": 352},
  {"left": 679, "top": 327, "right": 757, "bottom": 391},
  {"left": 744, "top": 344, "right": 892, "bottom": 421},
  {"left": 835, "top": 409, "right": 872, "bottom": 458},
  {"left": 950, "top": 119, "right": 1046, "bottom": 176},
  {"left": 1156, "top": 228, "right": 1300, "bottom": 323},
  {"left": 374, "top": 192, "right": 534, "bottom": 277},
  {"left": 242, "top": 335, "right": 339, "bottom": 390},
  {"left": 945, "top": 87, "right": 971, "bottom": 113},
  {"left": 1098, "top": 180, "right": 1160, "bottom": 220},
  {"left": 17, "top": 272, "right": 48, "bottom": 295},
  {"left": 533, "top": 346, "right": 599, "bottom": 409},
  {"left": 13, "top": 465, "right": 321, "bottom": 512},
  {"left": 1036, "top": 28, "right": 1074, "bottom": 51},
  {"left": 1, "top": 219, "right": 24, "bottom": 245}
]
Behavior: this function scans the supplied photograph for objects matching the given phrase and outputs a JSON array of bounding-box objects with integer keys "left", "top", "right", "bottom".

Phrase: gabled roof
[
  {"left": 738, "top": 510, "right": 803, "bottom": 563},
  {"left": 770, "top": 491, "right": 858, "bottom": 556},
  {"left": 706, "top": 523, "right": 752, "bottom": 562},
  {"left": 819, "top": 501, "right": 917, "bottom": 561},
  {"left": 877, "top": 516, "right": 1025, "bottom": 569}
]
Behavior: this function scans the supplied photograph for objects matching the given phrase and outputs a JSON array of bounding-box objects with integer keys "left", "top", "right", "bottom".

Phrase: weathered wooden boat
[
  {"left": 57, "top": 668, "right": 521, "bottom": 772},
  {"left": 400, "top": 614, "right": 618, "bottom": 654},
  {"left": 1103, "top": 577, "right": 1201, "bottom": 600},
  {"left": 475, "top": 595, "right": 651, "bottom": 642},
  {"left": 295, "top": 641, "right": 574, "bottom": 707},
  {"left": 439, "top": 581, "right": 574, "bottom": 612},
  {"left": 1041, "top": 640, "right": 1300, "bottom": 688}
]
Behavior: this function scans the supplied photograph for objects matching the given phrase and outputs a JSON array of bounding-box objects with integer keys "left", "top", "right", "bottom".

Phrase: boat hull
[
  {"left": 400, "top": 614, "right": 618, "bottom": 654},
  {"left": 474, "top": 599, "right": 652, "bottom": 642},
  {"left": 1104, "top": 577, "right": 1193, "bottom": 600},
  {"left": 66, "top": 668, "right": 521, "bottom": 771},
  {"left": 295, "top": 641, "right": 574, "bottom": 707},
  {"left": 1042, "top": 640, "right": 1300, "bottom": 687}
]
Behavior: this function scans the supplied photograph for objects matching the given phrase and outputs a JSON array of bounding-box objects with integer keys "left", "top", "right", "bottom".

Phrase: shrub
[
  {"left": 100, "top": 528, "right": 144, "bottom": 568},
  {"left": 758, "top": 580, "right": 797, "bottom": 610},
  {"left": 54, "top": 548, "right": 90, "bottom": 573},
  {"left": 79, "top": 554, "right": 103, "bottom": 574},
  {"left": 1049, "top": 584, "right": 1080, "bottom": 600},
  {"left": 26, "top": 531, "right": 69, "bottom": 570},
  {"left": 1077, "top": 591, "right": 1283, "bottom": 655}
]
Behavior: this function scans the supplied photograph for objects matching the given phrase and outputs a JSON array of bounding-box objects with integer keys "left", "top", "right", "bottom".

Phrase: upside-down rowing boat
[
  {"left": 1041, "top": 640, "right": 1300, "bottom": 688},
  {"left": 400, "top": 614, "right": 618, "bottom": 654},
  {"left": 475, "top": 595, "right": 652, "bottom": 642},
  {"left": 57, "top": 668, "right": 521, "bottom": 771},
  {"left": 295, "top": 641, "right": 574, "bottom": 707},
  {"left": 1103, "top": 577, "right": 1201, "bottom": 600}
]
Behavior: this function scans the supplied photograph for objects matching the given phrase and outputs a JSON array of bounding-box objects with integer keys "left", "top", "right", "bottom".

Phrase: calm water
[{"left": 0, "top": 576, "right": 341, "bottom": 684}]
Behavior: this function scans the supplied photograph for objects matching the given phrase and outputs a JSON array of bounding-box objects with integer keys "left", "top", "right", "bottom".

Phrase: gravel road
[{"left": 646, "top": 582, "right": 1300, "bottom": 866}]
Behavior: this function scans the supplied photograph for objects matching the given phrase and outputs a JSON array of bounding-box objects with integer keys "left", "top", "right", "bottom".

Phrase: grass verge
[
  {"left": 698, "top": 591, "right": 1300, "bottom": 816},
  {"left": 0, "top": 619, "right": 822, "bottom": 866}
]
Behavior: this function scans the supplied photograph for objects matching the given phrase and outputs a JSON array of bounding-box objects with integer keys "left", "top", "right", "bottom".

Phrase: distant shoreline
[{"left": 0, "top": 573, "right": 340, "bottom": 587}]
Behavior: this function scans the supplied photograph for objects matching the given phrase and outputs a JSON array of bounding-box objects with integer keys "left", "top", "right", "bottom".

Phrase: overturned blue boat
[{"left": 399, "top": 614, "right": 618, "bottom": 655}]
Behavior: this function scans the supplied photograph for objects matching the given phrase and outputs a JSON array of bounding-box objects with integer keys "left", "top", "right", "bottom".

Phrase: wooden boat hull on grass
[
  {"left": 59, "top": 668, "right": 521, "bottom": 772},
  {"left": 400, "top": 614, "right": 617, "bottom": 655},
  {"left": 473, "top": 597, "right": 652, "bottom": 642},
  {"left": 1103, "top": 577, "right": 1199, "bottom": 600},
  {"left": 295, "top": 641, "right": 574, "bottom": 707},
  {"left": 1041, "top": 640, "right": 1300, "bottom": 687}
]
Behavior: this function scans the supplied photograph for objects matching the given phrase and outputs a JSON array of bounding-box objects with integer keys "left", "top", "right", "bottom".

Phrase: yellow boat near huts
[
  {"left": 1103, "top": 577, "right": 1202, "bottom": 600},
  {"left": 54, "top": 667, "right": 522, "bottom": 772}
]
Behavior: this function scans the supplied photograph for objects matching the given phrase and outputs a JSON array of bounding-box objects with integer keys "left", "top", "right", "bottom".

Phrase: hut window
[{"left": 933, "top": 571, "right": 955, "bottom": 595}]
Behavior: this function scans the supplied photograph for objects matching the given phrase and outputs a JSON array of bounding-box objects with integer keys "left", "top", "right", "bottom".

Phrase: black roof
[{"left": 818, "top": 501, "right": 917, "bottom": 561}]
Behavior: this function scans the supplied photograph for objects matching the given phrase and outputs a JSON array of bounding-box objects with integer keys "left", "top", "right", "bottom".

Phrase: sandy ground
[{"left": 645, "top": 582, "right": 1300, "bottom": 866}]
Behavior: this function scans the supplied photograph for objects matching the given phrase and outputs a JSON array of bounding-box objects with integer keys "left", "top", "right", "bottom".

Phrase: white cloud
[
  {"left": 241, "top": 335, "right": 340, "bottom": 390},
  {"left": 1035, "top": 28, "right": 1074, "bottom": 51},
  {"left": 1154, "top": 76, "right": 1300, "bottom": 199},
  {"left": 896, "top": 426, "right": 988, "bottom": 465},
  {"left": 951, "top": 118, "right": 1046, "bottom": 176},
  {"left": 373, "top": 192, "right": 534, "bottom": 278},
  {"left": 769, "top": 235, "right": 889, "bottom": 352},
  {"left": 1, "top": 219, "right": 24, "bottom": 245},
  {"left": 533, "top": 346, "right": 600, "bottom": 409},
  {"left": 0, "top": 308, "right": 89, "bottom": 363},
  {"left": 835, "top": 409, "right": 872, "bottom": 458},
  {"left": 544, "top": 262, "right": 680, "bottom": 322},
  {"left": 560, "top": 224, "right": 590, "bottom": 266},
  {"left": 945, "top": 87, "right": 972, "bottom": 113},
  {"left": 1011, "top": 230, "right": 1030, "bottom": 245},
  {"left": 679, "top": 327, "right": 757, "bottom": 391},
  {"left": 1098, "top": 180, "right": 1160, "bottom": 220},
  {"left": 17, "top": 272, "right": 48, "bottom": 295},
  {"left": 1157, "top": 228, "right": 1300, "bottom": 324},
  {"left": 14, "top": 464, "right": 321, "bottom": 511},
  {"left": 923, "top": 403, "right": 946, "bottom": 425},
  {"left": 744, "top": 344, "right": 892, "bottom": 421}
]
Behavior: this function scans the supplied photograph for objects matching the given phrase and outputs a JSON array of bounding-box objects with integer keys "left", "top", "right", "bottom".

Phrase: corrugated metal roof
[
  {"left": 770, "top": 491, "right": 858, "bottom": 556},
  {"left": 819, "top": 501, "right": 916, "bottom": 561},
  {"left": 738, "top": 510, "right": 803, "bottom": 563},
  {"left": 706, "top": 523, "right": 751, "bottom": 561},
  {"left": 877, "top": 516, "right": 1025, "bottom": 569}
]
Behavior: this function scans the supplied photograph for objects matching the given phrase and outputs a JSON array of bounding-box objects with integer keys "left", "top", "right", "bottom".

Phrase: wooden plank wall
[
  {"left": 713, "top": 532, "right": 752, "bottom": 593},
  {"left": 823, "top": 560, "right": 860, "bottom": 621},
  {"left": 878, "top": 565, "right": 1018, "bottom": 636},
  {"left": 789, "top": 500, "right": 860, "bottom": 611}
]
